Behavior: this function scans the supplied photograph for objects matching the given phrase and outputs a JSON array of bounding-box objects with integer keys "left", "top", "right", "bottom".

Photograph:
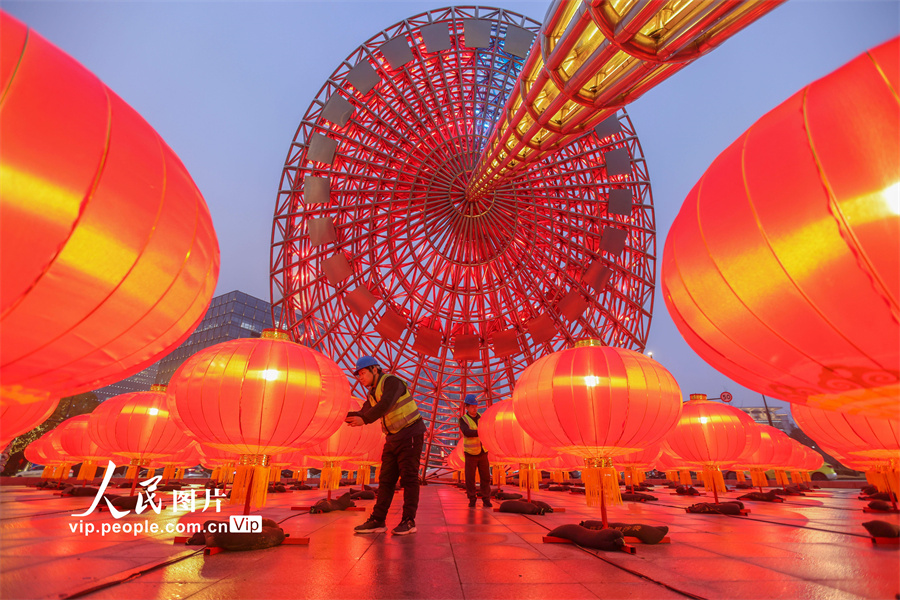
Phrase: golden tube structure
[{"left": 466, "top": 0, "right": 784, "bottom": 201}]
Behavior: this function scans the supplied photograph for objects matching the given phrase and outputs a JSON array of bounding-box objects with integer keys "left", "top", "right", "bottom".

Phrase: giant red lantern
[
  {"left": 0, "top": 396, "right": 57, "bottom": 448},
  {"left": 664, "top": 394, "right": 761, "bottom": 499},
  {"left": 0, "top": 13, "right": 219, "bottom": 432},
  {"left": 167, "top": 330, "right": 350, "bottom": 510},
  {"left": 512, "top": 341, "right": 681, "bottom": 509},
  {"left": 662, "top": 38, "right": 899, "bottom": 419},
  {"left": 305, "top": 398, "right": 382, "bottom": 491},
  {"left": 479, "top": 400, "right": 556, "bottom": 493}
]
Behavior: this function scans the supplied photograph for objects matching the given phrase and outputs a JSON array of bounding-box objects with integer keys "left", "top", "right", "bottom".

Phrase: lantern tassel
[
  {"left": 735, "top": 469, "right": 747, "bottom": 484},
  {"left": 774, "top": 469, "right": 790, "bottom": 487},
  {"left": 40, "top": 465, "right": 52, "bottom": 479},
  {"left": 583, "top": 458, "right": 622, "bottom": 509},
  {"left": 231, "top": 462, "right": 270, "bottom": 511},
  {"left": 162, "top": 465, "right": 177, "bottom": 484},
  {"left": 78, "top": 460, "right": 99, "bottom": 483},
  {"left": 679, "top": 470, "right": 692, "bottom": 486},
  {"left": 500, "top": 467, "right": 506, "bottom": 486},
  {"left": 374, "top": 464, "right": 381, "bottom": 481},
  {"left": 492, "top": 467, "right": 500, "bottom": 486},
  {"left": 320, "top": 460, "right": 342, "bottom": 491}
]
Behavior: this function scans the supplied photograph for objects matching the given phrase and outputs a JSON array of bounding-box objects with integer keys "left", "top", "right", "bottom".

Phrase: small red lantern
[
  {"left": 167, "top": 329, "right": 350, "bottom": 510},
  {"left": 0, "top": 13, "right": 219, "bottom": 415},
  {"left": 54, "top": 415, "right": 111, "bottom": 481},
  {"left": 540, "top": 453, "right": 582, "bottom": 484},
  {"left": 733, "top": 424, "right": 794, "bottom": 489},
  {"left": 663, "top": 394, "right": 761, "bottom": 501},
  {"left": 479, "top": 400, "right": 556, "bottom": 495},
  {"left": 513, "top": 341, "right": 681, "bottom": 513},
  {"left": 305, "top": 398, "right": 382, "bottom": 492},
  {"left": 25, "top": 433, "right": 70, "bottom": 479},
  {"left": 662, "top": 38, "right": 899, "bottom": 419},
  {"left": 614, "top": 444, "right": 661, "bottom": 490}
]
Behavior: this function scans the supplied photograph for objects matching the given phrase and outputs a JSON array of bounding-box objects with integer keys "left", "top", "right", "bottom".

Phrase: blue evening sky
[{"left": 3, "top": 1, "right": 898, "bottom": 414}]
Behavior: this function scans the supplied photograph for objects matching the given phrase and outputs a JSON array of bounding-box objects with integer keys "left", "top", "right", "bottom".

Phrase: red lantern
[
  {"left": 512, "top": 341, "right": 681, "bottom": 510},
  {"left": 734, "top": 424, "right": 794, "bottom": 489},
  {"left": 167, "top": 329, "right": 350, "bottom": 510},
  {"left": 154, "top": 442, "right": 202, "bottom": 483},
  {"left": 305, "top": 398, "right": 382, "bottom": 492},
  {"left": 663, "top": 394, "right": 761, "bottom": 499},
  {"left": 25, "top": 433, "right": 70, "bottom": 479},
  {"left": 792, "top": 403, "right": 899, "bottom": 461},
  {"left": 1, "top": 395, "right": 58, "bottom": 448},
  {"left": 614, "top": 444, "right": 661, "bottom": 489},
  {"left": 346, "top": 435, "right": 384, "bottom": 486},
  {"left": 662, "top": 38, "right": 899, "bottom": 419},
  {"left": 197, "top": 443, "right": 239, "bottom": 485},
  {"left": 0, "top": 14, "right": 219, "bottom": 414},
  {"left": 540, "top": 453, "right": 582, "bottom": 484},
  {"left": 54, "top": 415, "right": 111, "bottom": 481},
  {"left": 479, "top": 400, "right": 556, "bottom": 494}
]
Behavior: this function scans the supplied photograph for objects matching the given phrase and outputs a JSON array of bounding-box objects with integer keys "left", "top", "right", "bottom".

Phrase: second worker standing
[{"left": 459, "top": 394, "right": 492, "bottom": 508}]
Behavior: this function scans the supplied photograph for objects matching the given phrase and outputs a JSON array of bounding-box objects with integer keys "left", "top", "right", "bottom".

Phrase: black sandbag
[
  {"left": 686, "top": 502, "right": 742, "bottom": 515},
  {"left": 738, "top": 490, "right": 780, "bottom": 502},
  {"left": 862, "top": 520, "right": 900, "bottom": 538},
  {"left": 865, "top": 492, "right": 896, "bottom": 502},
  {"left": 290, "top": 483, "right": 312, "bottom": 490},
  {"left": 117, "top": 482, "right": 134, "bottom": 489},
  {"left": 60, "top": 485, "right": 101, "bottom": 497},
  {"left": 267, "top": 483, "right": 288, "bottom": 493},
  {"left": 861, "top": 485, "right": 879, "bottom": 495},
  {"left": 495, "top": 491, "right": 523, "bottom": 500},
  {"left": 350, "top": 490, "right": 375, "bottom": 500},
  {"left": 539, "top": 483, "right": 550, "bottom": 489},
  {"left": 664, "top": 481, "right": 679, "bottom": 488},
  {"left": 547, "top": 485, "right": 569, "bottom": 492},
  {"left": 499, "top": 500, "right": 545, "bottom": 515},
  {"left": 362, "top": 484, "right": 375, "bottom": 491},
  {"left": 197, "top": 518, "right": 286, "bottom": 551},
  {"left": 156, "top": 484, "right": 182, "bottom": 492},
  {"left": 530, "top": 500, "right": 553, "bottom": 513},
  {"left": 734, "top": 482, "right": 753, "bottom": 489},
  {"left": 547, "top": 524, "right": 624, "bottom": 551},
  {"left": 782, "top": 484, "right": 805, "bottom": 495},
  {"left": 675, "top": 485, "right": 700, "bottom": 496},
  {"left": 310, "top": 492, "right": 356, "bottom": 514},
  {"left": 107, "top": 493, "right": 159, "bottom": 511},
  {"left": 579, "top": 521, "right": 669, "bottom": 544},
  {"left": 569, "top": 487, "right": 586, "bottom": 495},
  {"left": 868, "top": 500, "right": 895, "bottom": 512},
  {"left": 621, "top": 492, "right": 657, "bottom": 502}
]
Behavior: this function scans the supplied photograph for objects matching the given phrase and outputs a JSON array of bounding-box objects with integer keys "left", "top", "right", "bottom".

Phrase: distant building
[
  {"left": 91, "top": 290, "right": 277, "bottom": 399},
  {"left": 737, "top": 406, "right": 791, "bottom": 432},
  {"left": 155, "top": 290, "right": 279, "bottom": 385}
]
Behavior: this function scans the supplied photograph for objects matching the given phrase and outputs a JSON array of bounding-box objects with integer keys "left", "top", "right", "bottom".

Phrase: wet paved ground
[{"left": 1, "top": 480, "right": 897, "bottom": 600}]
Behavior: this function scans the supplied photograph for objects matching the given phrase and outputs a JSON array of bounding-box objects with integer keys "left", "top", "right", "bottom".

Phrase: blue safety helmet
[
  {"left": 354, "top": 356, "right": 379, "bottom": 375},
  {"left": 464, "top": 394, "right": 478, "bottom": 406}
]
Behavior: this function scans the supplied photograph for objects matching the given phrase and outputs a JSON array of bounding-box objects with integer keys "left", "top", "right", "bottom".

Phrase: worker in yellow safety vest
[
  {"left": 459, "top": 394, "right": 492, "bottom": 508},
  {"left": 346, "top": 356, "right": 426, "bottom": 535}
]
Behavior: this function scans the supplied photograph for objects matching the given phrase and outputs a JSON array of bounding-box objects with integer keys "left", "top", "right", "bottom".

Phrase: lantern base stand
[
  {"left": 291, "top": 506, "right": 366, "bottom": 511},
  {"left": 863, "top": 507, "right": 900, "bottom": 514},
  {"left": 174, "top": 532, "right": 310, "bottom": 554},
  {"left": 871, "top": 536, "right": 900, "bottom": 545}
]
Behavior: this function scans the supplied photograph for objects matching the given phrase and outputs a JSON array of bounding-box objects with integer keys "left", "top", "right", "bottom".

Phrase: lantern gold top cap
[
  {"left": 574, "top": 339, "right": 603, "bottom": 348},
  {"left": 150, "top": 384, "right": 167, "bottom": 392},
  {"left": 262, "top": 328, "right": 290, "bottom": 341},
  {"left": 688, "top": 393, "right": 708, "bottom": 402}
]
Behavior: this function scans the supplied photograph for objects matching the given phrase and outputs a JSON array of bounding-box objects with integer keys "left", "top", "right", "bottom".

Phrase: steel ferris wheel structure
[{"left": 271, "top": 2, "right": 780, "bottom": 473}]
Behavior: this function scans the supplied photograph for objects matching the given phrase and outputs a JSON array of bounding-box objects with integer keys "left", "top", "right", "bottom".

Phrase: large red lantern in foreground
[
  {"left": 167, "top": 330, "right": 351, "bottom": 510},
  {"left": 513, "top": 341, "right": 681, "bottom": 511},
  {"left": 479, "top": 400, "right": 556, "bottom": 494},
  {"left": 662, "top": 38, "right": 899, "bottom": 419},
  {"left": 0, "top": 396, "right": 57, "bottom": 448},
  {"left": 664, "top": 394, "right": 760, "bottom": 500},
  {"left": 0, "top": 13, "right": 219, "bottom": 422}
]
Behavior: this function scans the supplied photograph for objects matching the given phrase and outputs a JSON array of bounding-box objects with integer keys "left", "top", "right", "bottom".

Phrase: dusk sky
[{"left": 4, "top": 0, "right": 898, "bottom": 415}]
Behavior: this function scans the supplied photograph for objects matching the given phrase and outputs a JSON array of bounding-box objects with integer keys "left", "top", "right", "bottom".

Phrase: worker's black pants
[
  {"left": 371, "top": 432, "right": 424, "bottom": 522},
  {"left": 465, "top": 450, "right": 492, "bottom": 501}
]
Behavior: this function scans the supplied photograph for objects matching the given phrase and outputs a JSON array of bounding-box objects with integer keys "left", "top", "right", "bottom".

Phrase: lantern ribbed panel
[
  {"left": 664, "top": 397, "right": 761, "bottom": 466},
  {"left": 446, "top": 440, "right": 466, "bottom": 471},
  {"left": 24, "top": 435, "right": 61, "bottom": 465},
  {"left": 0, "top": 396, "right": 58, "bottom": 447},
  {"left": 306, "top": 400, "right": 382, "bottom": 462},
  {"left": 166, "top": 334, "right": 350, "bottom": 455},
  {"left": 197, "top": 442, "right": 239, "bottom": 467},
  {"left": 735, "top": 425, "right": 794, "bottom": 469},
  {"left": 792, "top": 403, "right": 899, "bottom": 461},
  {"left": 479, "top": 401, "right": 556, "bottom": 464},
  {"left": 159, "top": 442, "right": 201, "bottom": 467},
  {"left": 56, "top": 415, "right": 108, "bottom": 463},
  {"left": 661, "top": 38, "right": 899, "bottom": 419},
  {"left": 513, "top": 345, "right": 682, "bottom": 458},
  {"left": 88, "top": 390, "right": 192, "bottom": 460},
  {"left": 0, "top": 14, "right": 219, "bottom": 408},
  {"left": 540, "top": 453, "right": 582, "bottom": 472}
]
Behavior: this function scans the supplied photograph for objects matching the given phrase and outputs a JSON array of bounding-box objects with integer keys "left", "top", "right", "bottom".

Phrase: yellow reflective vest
[
  {"left": 367, "top": 374, "right": 421, "bottom": 435},
  {"left": 461, "top": 413, "right": 483, "bottom": 455}
]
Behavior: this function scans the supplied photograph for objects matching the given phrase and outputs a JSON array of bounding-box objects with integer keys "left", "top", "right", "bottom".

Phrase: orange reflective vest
[{"left": 367, "top": 374, "right": 421, "bottom": 435}]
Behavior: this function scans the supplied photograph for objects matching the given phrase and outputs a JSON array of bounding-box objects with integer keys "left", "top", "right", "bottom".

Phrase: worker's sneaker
[
  {"left": 483, "top": 499, "right": 493, "bottom": 508},
  {"left": 354, "top": 518, "right": 386, "bottom": 534},
  {"left": 392, "top": 519, "right": 417, "bottom": 535},
  {"left": 468, "top": 499, "right": 477, "bottom": 508}
]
